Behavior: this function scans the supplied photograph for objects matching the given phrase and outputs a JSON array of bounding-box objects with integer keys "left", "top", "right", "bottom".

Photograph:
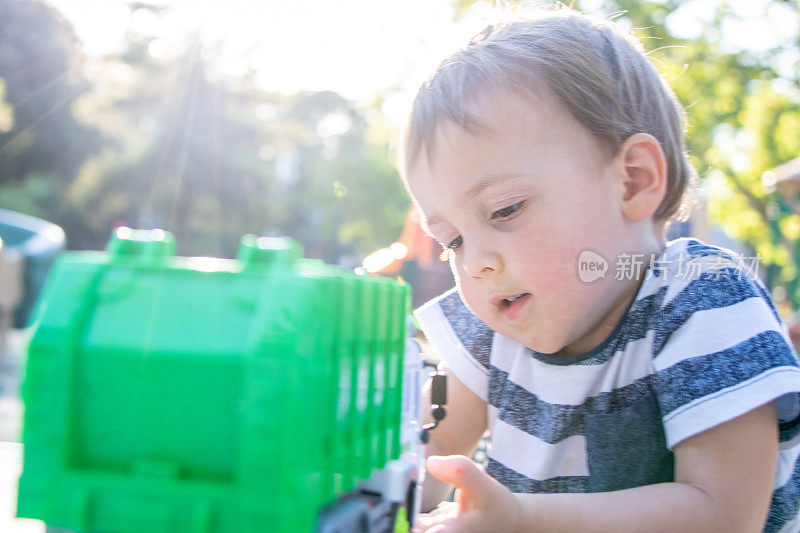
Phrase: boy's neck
[{"left": 558, "top": 232, "right": 666, "bottom": 357}]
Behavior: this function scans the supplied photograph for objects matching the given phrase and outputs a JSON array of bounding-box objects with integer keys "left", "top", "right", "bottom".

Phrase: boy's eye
[
  {"left": 490, "top": 201, "right": 524, "bottom": 220},
  {"left": 438, "top": 236, "right": 462, "bottom": 261},
  {"left": 447, "top": 235, "right": 463, "bottom": 250}
]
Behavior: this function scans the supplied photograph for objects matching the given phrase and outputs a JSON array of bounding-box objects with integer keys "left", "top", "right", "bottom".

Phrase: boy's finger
[
  {"left": 416, "top": 506, "right": 457, "bottom": 531},
  {"left": 426, "top": 455, "right": 486, "bottom": 491},
  {"left": 427, "top": 516, "right": 476, "bottom": 533},
  {"left": 419, "top": 515, "right": 466, "bottom": 533},
  {"left": 427, "top": 501, "right": 456, "bottom": 517}
]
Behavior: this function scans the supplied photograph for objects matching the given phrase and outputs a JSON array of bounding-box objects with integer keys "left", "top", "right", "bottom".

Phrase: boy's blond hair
[{"left": 401, "top": 8, "right": 692, "bottom": 221}]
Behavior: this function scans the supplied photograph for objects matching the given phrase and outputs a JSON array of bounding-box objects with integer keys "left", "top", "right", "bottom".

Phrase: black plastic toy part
[{"left": 420, "top": 360, "right": 447, "bottom": 445}]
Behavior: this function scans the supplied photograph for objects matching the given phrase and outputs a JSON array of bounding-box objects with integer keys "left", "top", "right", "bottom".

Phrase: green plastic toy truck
[{"left": 17, "top": 228, "right": 425, "bottom": 533}]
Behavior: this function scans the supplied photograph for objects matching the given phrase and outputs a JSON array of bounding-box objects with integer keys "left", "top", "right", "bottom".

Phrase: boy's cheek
[{"left": 455, "top": 280, "right": 488, "bottom": 318}]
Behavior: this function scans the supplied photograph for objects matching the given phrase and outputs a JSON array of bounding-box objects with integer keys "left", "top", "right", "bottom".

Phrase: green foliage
[
  {"left": 0, "top": 173, "right": 56, "bottom": 216},
  {"left": 259, "top": 90, "right": 409, "bottom": 262},
  {"left": 0, "top": 0, "right": 103, "bottom": 186}
]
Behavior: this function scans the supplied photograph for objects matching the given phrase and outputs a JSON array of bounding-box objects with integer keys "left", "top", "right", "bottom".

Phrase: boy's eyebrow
[
  {"left": 424, "top": 173, "right": 532, "bottom": 230},
  {"left": 460, "top": 172, "right": 531, "bottom": 202},
  {"left": 424, "top": 214, "right": 444, "bottom": 229},
  {"left": 422, "top": 182, "right": 495, "bottom": 230},
  {"left": 462, "top": 176, "right": 498, "bottom": 201}
]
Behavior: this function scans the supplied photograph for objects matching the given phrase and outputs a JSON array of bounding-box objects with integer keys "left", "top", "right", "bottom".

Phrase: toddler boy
[{"left": 400, "top": 7, "right": 800, "bottom": 532}]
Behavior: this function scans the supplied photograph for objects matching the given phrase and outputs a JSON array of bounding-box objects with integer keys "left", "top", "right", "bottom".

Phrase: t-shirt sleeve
[
  {"left": 413, "top": 288, "right": 493, "bottom": 401},
  {"left": 651, "top": 271, "right": 800, "bottom": 449}
]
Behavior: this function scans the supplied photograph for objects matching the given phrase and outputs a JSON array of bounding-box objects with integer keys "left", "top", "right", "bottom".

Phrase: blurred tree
[
  {"left": 0, "top": 0, "right": 104, "bottom": 217},
  {"left": 73, "top": 39, "right": 408, "bottom": 258},
  {"left": 68, "top": 37, "right": 276, "bottom": 255},
  {"left": 454, "top": 0, "right": 800, "bottom": 308},
  {"left": 1, "top": 1, "right": 409, "bottom": 260},
  {"left": 268, "top": 90, "right": 409, "bottom": 263}
]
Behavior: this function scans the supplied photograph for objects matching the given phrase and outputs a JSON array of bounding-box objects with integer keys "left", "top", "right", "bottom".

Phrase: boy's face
[{"left": 406, "top": 90, "right": 641, "bottom": 356}]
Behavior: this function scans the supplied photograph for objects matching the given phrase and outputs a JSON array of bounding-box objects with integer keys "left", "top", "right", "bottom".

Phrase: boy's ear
[{"left": 614, "top": 133, "right": 667, "bottom": 222}]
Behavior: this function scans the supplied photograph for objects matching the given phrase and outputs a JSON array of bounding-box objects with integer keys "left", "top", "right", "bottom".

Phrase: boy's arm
[
  {"left": 515, "top": 401, "right": 778, "bottom": 532},
  {"left": 418, "top": 402, "right": 778, "bottom": 532},
  {"left": 420, "top": 363, "right": 487, "bottom": 512}
]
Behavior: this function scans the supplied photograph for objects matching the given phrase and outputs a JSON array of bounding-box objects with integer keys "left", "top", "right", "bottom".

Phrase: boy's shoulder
[
  {"left": 642, "top": 237, "right": 786, "bottom": 356},
  {"left": 643, "top": 237, "right": 769, "bottom": 311},
  {"left": 658, "top": 237, "right": 755, "bottom": 273}
]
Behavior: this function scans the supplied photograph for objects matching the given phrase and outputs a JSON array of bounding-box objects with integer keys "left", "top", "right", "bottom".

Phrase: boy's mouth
[
  {"left": 502, "top": 293, "right": 527, "bottom": 307},
  {"left": 493, "top": 292, "right": 531, "bottom": 321},
  {"left": 492, "top": 292, "right": 530, "bottom": 308}
]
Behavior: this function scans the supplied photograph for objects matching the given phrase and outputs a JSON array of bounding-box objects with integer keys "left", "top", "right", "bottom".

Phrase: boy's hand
[{"left": 414, "top": 455, "right": 522, "bottom": 533}]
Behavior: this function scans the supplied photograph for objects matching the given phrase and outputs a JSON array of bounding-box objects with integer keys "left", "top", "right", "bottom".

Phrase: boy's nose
[{"left": 462, "top": 247, "right": 502, "bottom": 278}]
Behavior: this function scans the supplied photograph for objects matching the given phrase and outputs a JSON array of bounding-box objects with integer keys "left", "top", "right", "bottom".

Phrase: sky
[
  {"left": 45, "top": 0, "right": 508, "bottom": 125},
  {"left": 45, "top": 0, "right": 800, "bottom": 125}
]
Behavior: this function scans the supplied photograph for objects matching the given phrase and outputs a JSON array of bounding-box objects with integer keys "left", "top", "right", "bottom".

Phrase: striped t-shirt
[{"left": 415, "top": 238, "right": 800, "bottom": 532}]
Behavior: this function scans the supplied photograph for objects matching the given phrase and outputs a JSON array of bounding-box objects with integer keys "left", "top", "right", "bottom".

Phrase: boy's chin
[
  {"left": 509, "top": 331, "right": 568, "bottom": 356},
  {"left": 529, "top": 343, "right": 569, "bottom": 356}
]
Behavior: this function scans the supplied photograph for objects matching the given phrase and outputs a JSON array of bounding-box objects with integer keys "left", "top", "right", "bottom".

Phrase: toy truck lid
[{"left": 30, "top": 227, "right": 409, "bottom": 357}]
